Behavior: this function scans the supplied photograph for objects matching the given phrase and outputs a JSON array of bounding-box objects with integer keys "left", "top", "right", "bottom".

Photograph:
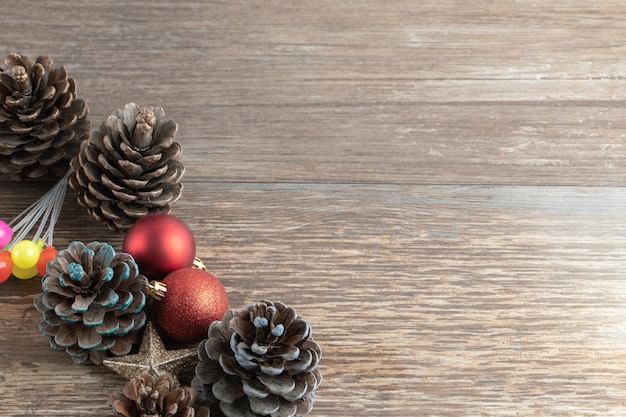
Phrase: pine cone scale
[
  {"left": 10, "top": 123, "right": 33, "bottom": 134},
  {"left": 52, "top": 129, "right": 77, "bottom": 148},
  {"left": 41, "top": 107, "right": 61, "bottom": 124},
  {"left": 77, "top": 325, "right": 102, "bottom": 349},
  {"left": 17, "top": 108, "right": 41, "bottom": 122},
  {"left": 23, "top": 139, "right": 52, "bottom": 152},
  {"left": 250, "top": 396, "right": 280, "bottom": 415}
]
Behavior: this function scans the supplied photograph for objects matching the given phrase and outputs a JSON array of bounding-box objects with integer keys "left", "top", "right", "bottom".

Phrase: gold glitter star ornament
[{"left": 103, "top": 322, "right": 197, "bottom": 386}]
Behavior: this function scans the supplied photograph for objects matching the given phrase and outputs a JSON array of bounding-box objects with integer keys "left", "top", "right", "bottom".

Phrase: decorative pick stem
[{"left": 8, "top": 169, "right": 71, "bottom": 249}]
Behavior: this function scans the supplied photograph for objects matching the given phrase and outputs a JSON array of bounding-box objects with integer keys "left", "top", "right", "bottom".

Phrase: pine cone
[
  {"left": 34, "top": 241, "right": 149, "bottom": 365},
  {"left": 69, "top": 102, "right": 184, "bottom": 231},
  {"left": 0, "top": 53, "right": 89, "bottom": 180},
  {"left": 192, "top": 300, "right": 322, "bottom": 417},
  {"left": 108, "top": 374, "right": 210, "bottom": 417},
  {"left": 109, "top": 374, "right": 209, "bottom": 417}
]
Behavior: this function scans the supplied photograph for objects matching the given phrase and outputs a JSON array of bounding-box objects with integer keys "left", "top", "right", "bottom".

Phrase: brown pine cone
[
  {"left": 0, "top": 53, "right": 89, "bottom": 180},
  {"left": 33, "top": 241, "right": 149, "bottom": 365},
  {"left": 108, "top": 374, "right": 210, "bottom": 417},
  {"left": 192, "top": 300, "right": 322, "bottom": 417},
  {"left": 69, "top": 102, "right": 184, "bottom": 231}
]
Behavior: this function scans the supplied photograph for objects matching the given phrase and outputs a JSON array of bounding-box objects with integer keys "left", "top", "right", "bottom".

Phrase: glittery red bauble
[
  {"left": 123, "top": 214, "right": 196, "bottom": 279},
  {"left": 154, "top": 268, "right": 229, "bottom": 345}
]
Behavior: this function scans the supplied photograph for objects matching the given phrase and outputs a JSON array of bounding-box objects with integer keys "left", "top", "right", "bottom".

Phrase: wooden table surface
[{"left": 2, "top": 1, "right": 626, "bottom": 416}]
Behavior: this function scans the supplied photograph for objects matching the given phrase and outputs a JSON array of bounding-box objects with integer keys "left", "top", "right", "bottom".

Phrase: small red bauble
[
  {"left": 123, "top": 213, "right": 196, "bottom": 279},
  {"left": 154, "top": 268, "right": 229, "bottom": 345}
]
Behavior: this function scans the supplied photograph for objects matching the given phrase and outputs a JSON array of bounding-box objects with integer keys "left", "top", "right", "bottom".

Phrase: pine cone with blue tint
[
  {"left": 0, "top": 53, "right": 89, "bottom": 180},
  {"left": 34, "top": 241, "right": 148, "bottom": 365},
  {"left": 192, "top": 300, "right": 322, "bottom": 417}
]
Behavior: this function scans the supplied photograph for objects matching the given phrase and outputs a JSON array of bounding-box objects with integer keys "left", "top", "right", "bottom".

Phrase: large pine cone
[
  {"left": 69, "top": 102, "right": 184, "bottom": 231},
  {"left": 34, "top": 241, "right": 149, "bottom": 365},
  {"left": 192, "top": 300, "right": 322, "bottom": 417},
  {"left": 0, "top": 53, "right": 89, "bottom": 180},
  {"left": 108, "top": 374, "right": 209, "bottom": 417}
]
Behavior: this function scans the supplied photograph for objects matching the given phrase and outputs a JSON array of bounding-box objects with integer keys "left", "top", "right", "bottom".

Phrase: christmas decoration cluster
[{"left": 0, "top": 52, "right": 322, "bottom": 417}]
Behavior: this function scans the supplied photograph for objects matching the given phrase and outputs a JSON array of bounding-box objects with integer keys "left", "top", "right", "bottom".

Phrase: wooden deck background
[{"left": 3, "top": 1, "right": 626, "bottom": 416}]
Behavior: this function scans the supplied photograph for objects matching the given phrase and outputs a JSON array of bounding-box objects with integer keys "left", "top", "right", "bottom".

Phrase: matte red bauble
[
  {"left": 154, "top": 268, "right": 229, "bottom": 345},
  {"left": 123, "top": 213, "right": 196, "bottom": 279}
]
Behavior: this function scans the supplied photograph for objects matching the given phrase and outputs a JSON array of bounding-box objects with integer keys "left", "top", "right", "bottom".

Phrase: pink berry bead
[{"left": 0, "top": 220, "right": 13, "bottom": 249}]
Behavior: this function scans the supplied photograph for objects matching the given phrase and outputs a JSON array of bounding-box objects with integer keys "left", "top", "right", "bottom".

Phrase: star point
[{"left": 103, "top": 321, "right": 197, "bottom": 386}]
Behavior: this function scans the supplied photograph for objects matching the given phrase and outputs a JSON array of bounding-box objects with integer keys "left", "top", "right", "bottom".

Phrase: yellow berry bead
[
  {"left": 11, "top": 240, "right": 41, "bottom": 269},
  {"left": 12, "top": 264, "right": 38, "bottom": 280}
]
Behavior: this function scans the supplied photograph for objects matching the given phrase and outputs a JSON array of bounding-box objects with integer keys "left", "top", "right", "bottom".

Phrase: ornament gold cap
[
  {"left": 144, "top": 257, "right": 204, "bottom": 300},
  {"left": 145, "top": 280, "right": 167, "bottom": 300},
  {"left": 192, "top": 257, "right": 206, "bottom": 270}
]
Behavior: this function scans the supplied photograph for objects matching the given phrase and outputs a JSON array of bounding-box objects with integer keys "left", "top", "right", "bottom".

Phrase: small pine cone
[
  {"left": 34, "top": 241, "right": 149, "bottom": 365},
  {"left": 108, "top": 374, "right": 209, "bottom": 417},
  {"left": 108, "top": 374, "right": 210, "bottom": 417},
  {"left": 0, "top": 53, "right": 89, "bottom": 180},
  {"left": 69, "top": 102, "right": 184, "bottom": 231},
  {"left": 192, "top": 300, "right": 322, "bottom": 417}
]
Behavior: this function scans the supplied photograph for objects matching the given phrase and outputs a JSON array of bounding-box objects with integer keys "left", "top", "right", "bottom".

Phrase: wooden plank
[
  {"left": 1, "top": 1, "right": 626, "bottom": 185},
  {"left": 4, "top": 100, "right": 626, "bottom": 186},
  {"left": 177, "top": 101, "right": 626, "bottom": 185},
  {"left": 2, "top": 182, "right": 626, "bottom": 415}
]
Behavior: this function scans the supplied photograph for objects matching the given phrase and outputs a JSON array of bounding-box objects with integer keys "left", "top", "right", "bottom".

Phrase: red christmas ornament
[
  {"left": 123, "top": 213, "right": 196, "bottom": 280},
  {"left": 154, "top": 268, "right": 229, "bottom": 345}
]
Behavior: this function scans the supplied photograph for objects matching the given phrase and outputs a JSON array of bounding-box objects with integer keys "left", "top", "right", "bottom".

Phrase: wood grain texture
[{"left": 2, "top": 1, "right": 626, "bottom": 416}]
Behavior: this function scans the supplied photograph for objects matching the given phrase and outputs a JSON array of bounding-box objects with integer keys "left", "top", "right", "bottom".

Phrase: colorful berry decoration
[
  {"left": 36, "top": 246, "right": 58, "bottom": 276},
  {"left": 153, "top": 268, "right": 228, "bottom": 345},
  {"left": 123, "top": 213, "right": 196, "bottom": 280},
  {"left": 33, "top": 241, "right": 149, "bottom": 365},
  {"left": 0, "top": 251, "right": 12, "bottom": 284},
  {"left": 0, "top": 220, "right": 13, "bottom": 249},
  {"left": 192, "top": 300, "right": 322, "bottom": 417}
]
